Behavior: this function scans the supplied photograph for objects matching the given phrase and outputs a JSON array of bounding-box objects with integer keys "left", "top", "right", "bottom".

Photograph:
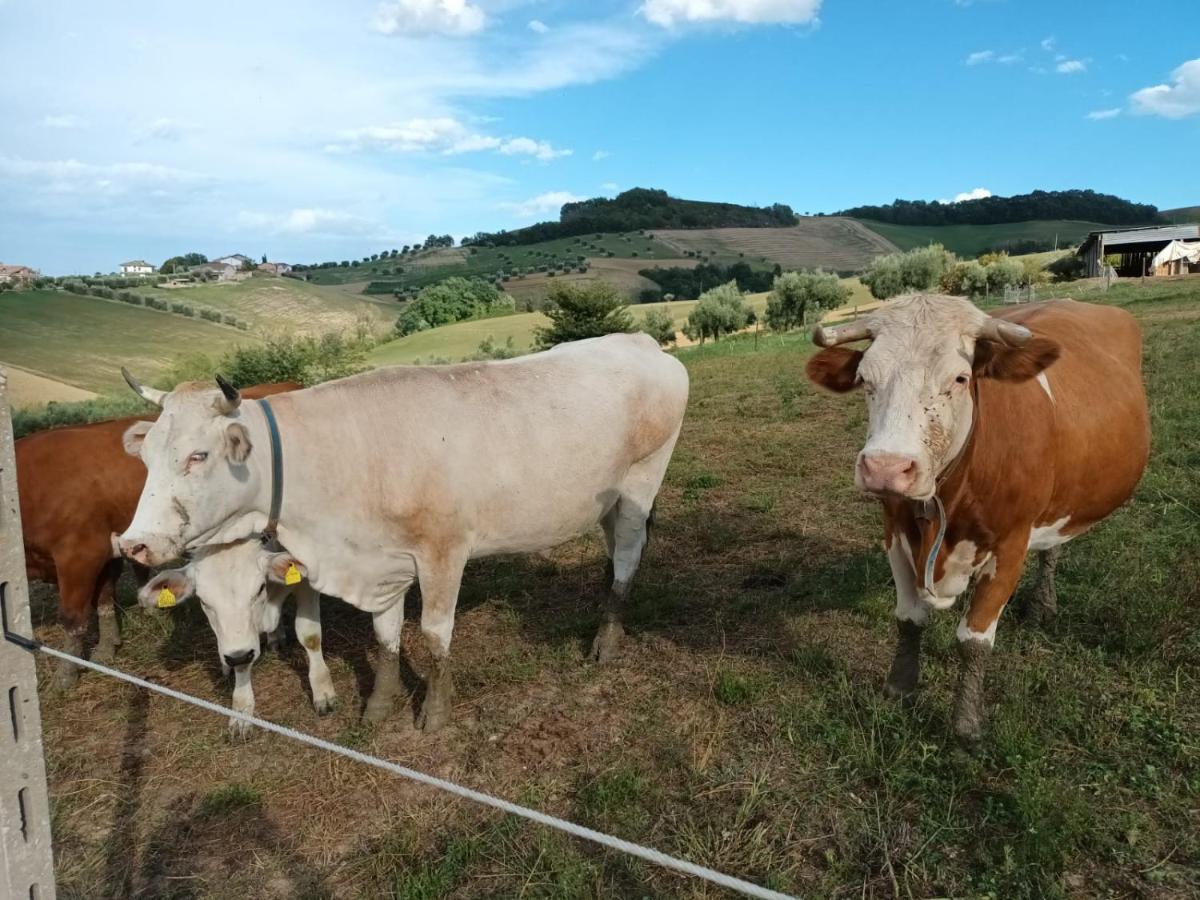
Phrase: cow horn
[
  {"left": 214, "top": 374, "right": 241, "bottom": 412},
  {"left": 978, "top": 318, "right": 1032, "bottom": 347},
  {"left": 121, "top": 367, "right": 166, "bottom": 407},
  {"left": 812, "top": 321, "right": 873, "bottom": 348}
]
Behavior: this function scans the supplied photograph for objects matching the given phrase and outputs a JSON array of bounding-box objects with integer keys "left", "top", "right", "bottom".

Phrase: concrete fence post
[{"left": 0, "top": 367, "right": 57, "bottom": 899}]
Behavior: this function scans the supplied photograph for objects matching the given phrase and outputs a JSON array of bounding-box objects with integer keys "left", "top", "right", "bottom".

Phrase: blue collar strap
[{"left": 257, "top": 398, "right": 284, "bottom": 542}]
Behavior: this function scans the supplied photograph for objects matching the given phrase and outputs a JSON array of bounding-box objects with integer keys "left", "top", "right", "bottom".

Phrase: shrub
[
  {"left": 465, "top": 335, "right": 518, "bottom": 361},
  {"left": 640, "top": 308, "right": 677, "bottom": 346},
  {"left": 535, "top": 281, "right": 634, "bottom": 348},
  {"left": 683, "top": 281, "right": 751, "bottom": 344},
  {"left": 765, "top": 270, "right": 849, "bottom": 331},
  {"left": 940, "top": 261, "right": 989, "bottom": 297},
  {"left": 1046, "top": 253, "right": 1086, "bottom": 282},
  {"left": 221, "top": 333, "right": 368, "bottom": 386},
  {"left": 395, "top": 276, "right": 511, "bottom": 336},
  {"left": 638, "top": 288, "right": 663, "bottom": 303},
  {"left": 862, "top": 244, "right": 954, "bottom": 299}
]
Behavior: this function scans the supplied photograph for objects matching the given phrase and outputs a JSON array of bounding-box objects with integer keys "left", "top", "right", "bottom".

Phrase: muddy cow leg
[
  {"left": 883, "top": 535, "right": 928, "bottom": 699},
  {"left": 415, "top": 549, "right": 468, "bottom": 733},
  {"left": 364, "top": 591, "right": 408, "bottom": 725},
  {"left": 93, "top": 559, "right": 124, "bottom": 665},
  {"left": 592, "top": 498, "right": 651, "bottom": 664},
  {"left": 52, "top": 550, "right": 106, "bottom": 690},
  {"left": 294, "top": 585, "right": 336, "bottom": 715},
  {"left": 1025, "top": 546, "right": 1061, "bottom": 627},
  {"left": 953, "top": 538, "right": 1027, "bottom": 745}
]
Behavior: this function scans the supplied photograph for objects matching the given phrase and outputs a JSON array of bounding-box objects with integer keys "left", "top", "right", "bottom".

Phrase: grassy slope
[
  {"left": 1162, "top": 206, "right": 1200, "bottom": 224},
  {"left": 34, "top": 277, "right": 1198, "bottom": 899},
  {"left": 143, "top": 275, "right": 395, "bottom": 334},
  {"left": 856, "top": 219, "right": 1106, "bottom": 256},
  {"left": 0, "top": 290, "right": 256, "bottom": 392},
  {"left": 4, "top": 365, "right": 97, "bottom": 408},
  {"left": 366, "top": 294, "right": 773, "bottom": 365}
]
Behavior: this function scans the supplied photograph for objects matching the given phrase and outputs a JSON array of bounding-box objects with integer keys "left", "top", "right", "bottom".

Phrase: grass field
[
  {"left": 366, "top": 294, "right": 774, "bottom": 365},
  {"left": 652, "top": 217, "right": 897, "bottom": 273},
  {"left": 3, "top": 364, "right": 98, "bottom": 408},
  {"left": 1162, "top": 206, "right": 1200, "bottom": 224},
  {"left": 0, "top": 290, "right": 258, "bottom": 393},
  {"left": 145, "top": 275, "right": 395, "bottom": 335},
  {"left": 24, "top": 277, "right": 1200, "bottom": 898},
  {"left": 856, "top": 219, "right": 1106, "bottom": 256}
]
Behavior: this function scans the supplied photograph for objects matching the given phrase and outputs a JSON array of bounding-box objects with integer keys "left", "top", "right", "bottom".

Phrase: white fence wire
[{"left": 4, "top": 629, "right": 797, "bottom": 900}]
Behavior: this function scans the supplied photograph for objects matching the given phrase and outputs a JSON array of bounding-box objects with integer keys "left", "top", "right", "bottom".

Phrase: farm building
[
  {"left": 214, "top": 253, "right": 253, "bottom": 269},
  {"left": 119, "top": 259, "right": 155, "bottom": 275},
  {"left": 0, "top": 263, "right": 38, "bottom": 285},
  {"left": 194, "top": 261, "right": 240, "bottom": 281},
  {"left": 257, "top": 261, "right": 292, "bottom": 275},
  {"left": 1078, "top": 223, "right": 1200, "bottom": 277}
]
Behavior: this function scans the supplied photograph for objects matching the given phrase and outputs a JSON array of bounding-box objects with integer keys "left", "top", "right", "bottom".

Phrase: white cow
[
  {"left": 138, "top": 539, "right": 337, "bottom": 738},
  {"left": 118, "top": 333, "right": 689, "bottom": 730}
]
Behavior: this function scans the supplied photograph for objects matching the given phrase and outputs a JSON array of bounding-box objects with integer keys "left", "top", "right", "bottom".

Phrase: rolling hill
[
  {"left": 854, "top": 219, "right": 1105, "bottom": 256},
  {"left": 1162, "top": 206, "right": 1200, "bottom": 224}
]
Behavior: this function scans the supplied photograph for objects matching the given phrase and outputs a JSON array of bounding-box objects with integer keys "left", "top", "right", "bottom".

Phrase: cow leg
[
  {"left": 294, "top": 585, "right": 336, "bottom": 716},
  {"left": 953, "top": 541, "right": 1027, "bottom": 744},
  {"left": 592, "top": 498, "right": 650, "bottom": 663},
  {"left": 93, "top": 559, "right": 123, "bottom": 666},
  {"left": 1025, "top": 547, "right": 1061, "bottom": 626},
  {"left": 416, "top": 555, "right": 467, "bottom": 733},
  {"left": 364, "top": 596, "right": 406, "bottom": 725},
  {"left": 53, "top": 553, "right": 100, "bottom": 690},
  {"left": 884, "top": 536, "right": 929, "bottom": 700},
  {"left": 228, "top": 662, "right": 255, "bottom": 741}
]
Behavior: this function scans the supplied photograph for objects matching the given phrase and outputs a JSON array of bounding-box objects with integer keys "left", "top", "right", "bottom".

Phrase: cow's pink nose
[
  {"left": 859, "top": 452, "right": 920, "bottom": 495},
  {"left": 118, "top": 539, "right": 151, "bottom": 565}
]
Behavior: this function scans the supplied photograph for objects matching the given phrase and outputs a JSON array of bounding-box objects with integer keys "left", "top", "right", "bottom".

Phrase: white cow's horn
[
  {"left": 813, "top": 321, "right": 873, "bottom": 348},
  {"left": 978, "top": 318, "right": 1033, "bottom": 347},
  {"left": 214, "top": 374, "right": 241, "bottom": 412},
  {"left": 121, "top": 367, "right": 166, "bottom": 407}
]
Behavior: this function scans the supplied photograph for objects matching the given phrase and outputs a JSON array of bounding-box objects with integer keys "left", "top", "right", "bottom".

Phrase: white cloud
[
  {"left": 996, "top": 52, "right": 1022, "bottom": 64},
  {"left": 639, "top": 0, "right": 822, "bottom": 28},
  {"left": 938, "top": 187, "right": 992, "bottom": 204},
  {"left": 0, "top": 156, "right": 206, "bottom": 195},
  {"left": 371, "top": 0, "right": 485, "bottom": 36},
  {"left": 41, "top": 114, "right": 86, "bottom": 129},
  {"left": 1086, "top": 108, "right": 1121, "bottom": 120},
  {"left": 1040, "top": 36, "right": 1055, "bottom": 52},
  {"left": 135, "top": 117, "right": 193, "bottom": 142},
  {"left": 968, "top": 49, "right": 1022, "bottom": 67},
  {"left": 499, "top": 190, "right": 584, "bottom": 219},
  {"left": 236, "top": 207, "right": 389, "bottom": 238},
  {"left": 1130, "top": 58, "right": 1200, "bottom": 119},
  {"left": 528, "top": 19, "right": 549, "bottom": 34},
  {"left": 592, "top": 149, "right": 611, "bottom": 161},
  {"left": 965, "top": 50, "right": 994, "bottom": 66},
  {"left": 600, "top": 182, "right": 619, "bottom": 192},
  {"left": 1056, "top": 59, "right": 1086, "bottom": 74},
  {"left": 327, "top": 117, "right": 570, "bottom": 160}
]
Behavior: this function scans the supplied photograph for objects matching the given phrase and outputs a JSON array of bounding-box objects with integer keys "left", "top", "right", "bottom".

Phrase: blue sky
[{"left": 2, "top": 0, "right": 1198, "bottom": 274}]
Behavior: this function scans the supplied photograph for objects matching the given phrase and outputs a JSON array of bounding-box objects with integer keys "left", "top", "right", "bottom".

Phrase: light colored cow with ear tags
[{"left": 138, "top": 539, "right": 337, "bottom": 738}]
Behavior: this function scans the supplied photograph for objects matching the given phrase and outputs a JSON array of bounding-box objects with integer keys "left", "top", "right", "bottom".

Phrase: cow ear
[
  {"left": 974, "top": 336, "right": 1061, "bottom": 382},
  {"left": 262, "top": 553, "right": 307, "bottom": 585},
  {"left": 806, "top": 347, "right": 864, "bottom": 393},
  {"left": 138, "top": 569, "right": 195, "bottom": 610},
  {"left": 225, "top": 422, "right": 253, "bottom": 463},
  {"left": 123, "top": 421, "right": 153, "bottom": 457}
]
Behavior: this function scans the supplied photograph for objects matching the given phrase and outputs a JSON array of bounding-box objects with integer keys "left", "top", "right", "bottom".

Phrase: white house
[
  {"left": 214, "top": 254, "right": 253, "bottom": 269},
  {"left": 120, "top": 260, "right": 155, "bottom": 275},
  {"left": 257, "top": 261, "right": 292, "bottom": 276}
]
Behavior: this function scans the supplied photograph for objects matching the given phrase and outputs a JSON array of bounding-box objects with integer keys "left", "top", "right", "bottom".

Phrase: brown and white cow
[
  {"left": 15, "top": 381, "right": 297, "bottom": 687},
  {"left": 806, "top": 294, "right": 1149, "bottom": 741}
]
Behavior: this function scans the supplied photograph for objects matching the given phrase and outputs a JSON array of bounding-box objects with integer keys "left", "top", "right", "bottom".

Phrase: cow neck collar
[
  {"left": 912, "top": 377, "right": 980, "bottom": 589},
  {"left": 256, "top": 398, "right": 284, "bottom": 544}
]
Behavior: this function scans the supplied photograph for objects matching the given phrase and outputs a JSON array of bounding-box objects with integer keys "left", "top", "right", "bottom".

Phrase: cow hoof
[
  {"left": 54, "top": 661, "right": 80, "bottom": 692},
  {"left": 590, "top": 622, "right": 624, "bottom": 664},
  {"left": 362, "top": 695, "right": 393, "bottom": 725},
  {"left": 417, "top": 699, "right": 450, "bottom": 733},
  {"left": 313, "top": 695, "right": 337, "bottom": 717},
  {"left": 227, "top": 718, "right": 254, "bottom": 742},
  {"left": 91, "top": 644, "right": 117, "bottom": 667},
  {"left": 953, "top": 718, "right": 985, "bottom": 748},
  {"left": 883, "top": 680, "right": 917, "bottom": 702}
]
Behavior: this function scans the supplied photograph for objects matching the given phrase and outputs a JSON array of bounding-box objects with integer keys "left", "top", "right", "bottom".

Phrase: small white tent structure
[{"left": 1152, "top": 240, "right": 1200, "bottom": 276}]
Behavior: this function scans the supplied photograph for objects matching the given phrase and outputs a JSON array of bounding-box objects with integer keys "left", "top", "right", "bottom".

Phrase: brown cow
[
  {"left": 806, "top": 295, "right": 1149, "bottom": 741},
  {"left": 16, "top": 381, "right": 298, "bottom": 688}
]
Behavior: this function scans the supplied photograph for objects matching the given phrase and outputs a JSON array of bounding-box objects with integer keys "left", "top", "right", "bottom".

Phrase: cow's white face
[
  {"left": 120, "top": 383, "right": 261, "bottom": 566},
  {"left": 807, "top": 295, "right": 1060, "bottom": 500},
  {"left": 138, "top": 540, "right": 305, "bottom": 670}
]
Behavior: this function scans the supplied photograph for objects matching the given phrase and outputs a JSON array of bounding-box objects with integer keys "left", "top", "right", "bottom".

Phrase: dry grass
[
  {"left": 4, "top": 364, "right": 98, "bottom": 408},
  {"left": 652, "top": 218, "right": 897, "bottom": 272},
  {"left": 30, "top": 280, "right": 1200, "bottom": 898}
]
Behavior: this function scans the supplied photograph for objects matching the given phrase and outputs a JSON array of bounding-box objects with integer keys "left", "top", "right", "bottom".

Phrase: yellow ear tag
[
  {"left": 284, "top": 563, "right": 302, "bottom": 586},
  {"left": 156, "top": 587, "right": 177, "bottom": 609}
]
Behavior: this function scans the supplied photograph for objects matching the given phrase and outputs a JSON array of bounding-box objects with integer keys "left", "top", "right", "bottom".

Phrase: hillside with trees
[
  {"left": 465, "top": 188, "right": 797, "bottom": 247},
  {"left": 838, "top": 189, "right": 1161, "bottom": 227}
]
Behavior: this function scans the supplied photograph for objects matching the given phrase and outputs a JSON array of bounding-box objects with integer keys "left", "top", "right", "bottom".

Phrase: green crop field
[
  {"left": 30, "top": 277, "right": 1199, "bottom": 898},
  {"left": 856, "top": 219, "right": 1106, "bottom": 256},
  {"left": 141, "top": 275, "right": 395, "bottom": 335},
  {"left": 366, "top": 294, "right": 774, "bottom": 366},
  {"left": 0, "top": 289, "right": 257, "bottom": 393}
]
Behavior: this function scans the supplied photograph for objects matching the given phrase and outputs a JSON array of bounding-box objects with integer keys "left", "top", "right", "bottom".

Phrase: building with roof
[
  {"left": 257, "top": 261, "right": 292, "bottom": 276},
  {"left": 0, "top": 264, "right": 38, "bottom": 286},
  {"left": 215, "top": 254, "right": 253, "bottom": 269},
  {"left": 119, "top": 259, "right": 155, "bottom": 275},
  {"left": 1078, "top": 224, "right": 1200, "bottom": 278}
]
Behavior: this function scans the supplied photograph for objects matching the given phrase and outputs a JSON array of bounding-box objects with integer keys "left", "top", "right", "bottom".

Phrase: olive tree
[
  {"left": 682, "top": 281, "right": 751, "bottom": 345},
  {"left": 764, "top": 270, "right": 850, "bottom": 331}
]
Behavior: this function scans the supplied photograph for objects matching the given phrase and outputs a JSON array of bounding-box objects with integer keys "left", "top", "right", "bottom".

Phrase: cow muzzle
[
  {"left": 117, "top": 534, "right": 183, "bottom": 567},
  {"left": 857, "top": 451, "right": 922, "bottom": 497}
]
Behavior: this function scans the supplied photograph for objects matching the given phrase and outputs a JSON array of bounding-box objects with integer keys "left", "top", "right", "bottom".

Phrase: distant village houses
[
  {"left": 0, "top": 264, "right": 39, "bottom": 286},
  {"left": 119, "top": 259, "right": 156, "bottom": 275},
  {"left": 214, "top": 253, "right": 254, "bottom": 269},
  {"left": 257, "top": 261, "right": 292, "bottom": 276},
  {"left": 194, "top": 261, "right": 240, "bottom": 282}
]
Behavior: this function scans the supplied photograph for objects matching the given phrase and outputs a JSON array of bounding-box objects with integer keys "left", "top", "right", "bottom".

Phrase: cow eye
[
  {"left": 955, "top": 374, "right": 970, "bottom": 386},
  {"left": 188, "top": 451, "right": 208, "bottom": 464}
]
